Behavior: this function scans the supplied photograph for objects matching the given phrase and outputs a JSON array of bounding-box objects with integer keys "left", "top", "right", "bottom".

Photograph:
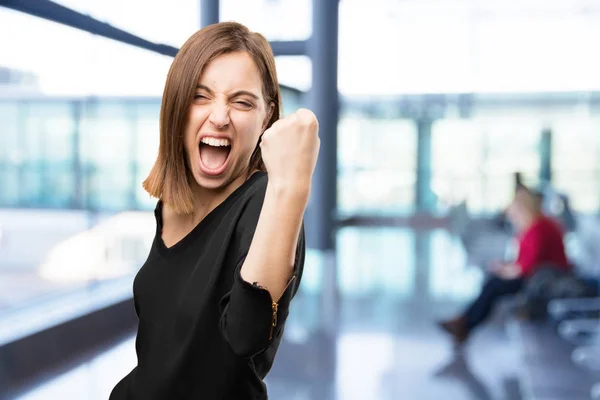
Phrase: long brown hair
[{"left": 142, "top": 22, "right": 282, "bottom": 214}]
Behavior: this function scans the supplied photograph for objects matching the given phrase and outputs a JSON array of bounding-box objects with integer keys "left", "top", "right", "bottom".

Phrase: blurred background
[{"left": 1, "top": 0, "right": 600, "bottom": 399}]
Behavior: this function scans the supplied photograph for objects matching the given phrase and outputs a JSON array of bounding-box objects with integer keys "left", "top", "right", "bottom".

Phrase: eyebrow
[{"left": 196, "top": 84, "right": 260, "bottom": 100}]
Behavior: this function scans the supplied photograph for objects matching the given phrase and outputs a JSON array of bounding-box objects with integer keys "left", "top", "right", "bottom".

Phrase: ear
[{"left": 262, "top": 102, "right": 275, "bottom": 131}]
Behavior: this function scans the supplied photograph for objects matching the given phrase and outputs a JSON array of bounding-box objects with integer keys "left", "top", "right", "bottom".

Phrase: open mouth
[{"left": 198, "top": 137, "right": 232, "bottom": 175}]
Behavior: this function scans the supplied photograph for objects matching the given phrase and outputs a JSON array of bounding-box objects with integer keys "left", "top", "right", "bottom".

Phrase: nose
[{"left": 208, "top": 102, "right": 230, "bottom": 130}]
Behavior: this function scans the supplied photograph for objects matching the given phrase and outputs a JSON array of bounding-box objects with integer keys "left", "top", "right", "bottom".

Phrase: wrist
[{"left": 266, "top": 179, "right": 311, "bottom": 203}]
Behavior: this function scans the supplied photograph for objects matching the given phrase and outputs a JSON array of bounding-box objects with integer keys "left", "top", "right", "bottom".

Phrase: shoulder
[
  {"left": 537, "top": 216, "right": 562, "bottom": 233},
  {"left": 229, "top": 173, "right": 270, "bottom": 253},
  {"left": 154, "top": 199, "right": 185, "bottom": 230},
  {"left": 234, "top": 172, "right": 268, "bottom": 229},
  {"left": 528, "top": 216, "right": 563, "bottom": 241},
  {"left": 239, "top": 172, "right": 268, "bottom": 210},
  {"left": 246, "top": 171, "right": 268, "bottom": 194}
]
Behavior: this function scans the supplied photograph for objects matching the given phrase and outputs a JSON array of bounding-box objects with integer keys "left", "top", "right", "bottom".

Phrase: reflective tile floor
[{"left": 15, "top": 228, "right": 526, "bottom": 400}]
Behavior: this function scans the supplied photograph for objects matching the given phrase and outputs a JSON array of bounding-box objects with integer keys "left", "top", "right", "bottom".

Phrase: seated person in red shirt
[{"left": 438, "top": 187, "right": 569, "bottom": 345}]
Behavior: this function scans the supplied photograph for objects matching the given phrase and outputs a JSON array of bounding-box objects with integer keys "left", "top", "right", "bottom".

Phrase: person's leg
[
  {"left": 439, "top": 276, "right": 524, "bottom": 344},
  {"left": 464, "top": 276, "right": 524, "bottom": 331}
]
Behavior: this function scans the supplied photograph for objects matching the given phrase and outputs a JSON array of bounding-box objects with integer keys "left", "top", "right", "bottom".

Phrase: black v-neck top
[{"left": 109, "top": 172, "right": 305, "bottom": 400}]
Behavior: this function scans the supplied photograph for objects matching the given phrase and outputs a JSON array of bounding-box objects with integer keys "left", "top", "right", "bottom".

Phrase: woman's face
[
  {"left": 507, "top": 191, "right": 536, "bottom": 231},
  {"left": 183, "top": 51, "right": 273, "bottom": 192},
  {"left": 506, "top": 200, "right": 526, "bottom": 230}
]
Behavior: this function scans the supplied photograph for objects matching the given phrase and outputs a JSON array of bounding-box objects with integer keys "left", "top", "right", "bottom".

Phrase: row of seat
[{"left": 449, "top": 182, "right": 600, "bottom": 399}]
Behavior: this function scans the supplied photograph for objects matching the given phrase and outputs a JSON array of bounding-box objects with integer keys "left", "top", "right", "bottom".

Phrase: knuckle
[{"left": 298, "top": 109, "right": 318, "bottom": 127}]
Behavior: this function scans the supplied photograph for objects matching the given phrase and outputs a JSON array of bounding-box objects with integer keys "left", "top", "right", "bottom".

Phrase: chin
[{"left": 191, "top": 170, "right": 230, "bottom": 191}]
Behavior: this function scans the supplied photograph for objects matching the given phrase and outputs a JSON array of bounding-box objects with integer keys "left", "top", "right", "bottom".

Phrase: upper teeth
[{"left": 201, "top": 137, "right": 230, "bottom": 147}]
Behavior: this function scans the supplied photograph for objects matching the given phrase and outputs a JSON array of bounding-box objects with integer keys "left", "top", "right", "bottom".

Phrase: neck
[
  {"left": 520, "top": 212, "right": 542, "bottom": 231},
  {"left": 188, "top": 169, "right": 256, "bottom": 224}
]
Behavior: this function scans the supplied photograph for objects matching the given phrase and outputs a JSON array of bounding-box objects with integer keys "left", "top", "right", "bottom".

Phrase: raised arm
[
  {"left": 219, "top": 109, "right": 319, "bottom": 358},
  {"left": 240, "top": 108, "right": 319, "bottom": 296}
]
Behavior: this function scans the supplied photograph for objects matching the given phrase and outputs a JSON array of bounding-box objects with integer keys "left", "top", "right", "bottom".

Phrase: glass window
[
  {"left": 337, "top": 227, "right": 415, "bottom": 300},
  {"left": 81, "top": 101, "right": 137, "bottom": 211},
  {"left": 338, "top": 1, "right": 600, "bottom": 96},
  {"left": 339, "top": 2, "right": 472, "bottom": 96},
  {"left": 429, "top": 230, "right": 482, "bottom": 300},
  {"left": 432, "top": 117, "right": 541, "bottom": 214},
  {"left": 472, "top": 13, "right": 600, "bottom": 93},
  {"left": 221, "top": 0, "right": 312, "bottom": 41},
  {"left": 479, "top": 116, "right": 542, "bottom": 210},
  {"left": 0, "top": 9, "right": 171, "bottom": 323},
  {"left": 552, "top": 117, "right": 600, "bottom": 212},
  {"left": 0, "top": 7, "right": 173, "bottom": 97},
  {"left": 338, "top": 117, "right": 417, "bottom": 216},
  {"left": 53, "top": 0, "right": 200, "bottom": 47},
  {"left": 134, "top": 102, "right": 162, "bottom": 210},
  {"left": 276, "top": 56, "right": 311, "bottom": 93},
  {"left": 431, "top": 119, "right": 485, "bottom": 213},
  {"left": 22, "top": 102, "right": 77, "bottom": 208},
  {"left": 0, "top": 102, "right": 21, "bottom": 206}
]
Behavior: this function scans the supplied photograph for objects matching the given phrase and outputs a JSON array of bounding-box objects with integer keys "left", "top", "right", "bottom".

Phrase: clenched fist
[{"left": 260, "top": 108, "right": 320, "bottom": 192}]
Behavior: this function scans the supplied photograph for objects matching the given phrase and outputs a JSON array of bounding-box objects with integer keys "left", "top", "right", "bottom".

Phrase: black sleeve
[{"left": 218, "top": 184, "right": 305, "bottom": 359}]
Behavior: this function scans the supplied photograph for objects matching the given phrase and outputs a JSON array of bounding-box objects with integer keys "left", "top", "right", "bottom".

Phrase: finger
[
  {"left": 295, "top": 108, "right": 318, "bottom": 128},
  {"left": 295, "top": 108, "right": 316, "bottom": 120}
]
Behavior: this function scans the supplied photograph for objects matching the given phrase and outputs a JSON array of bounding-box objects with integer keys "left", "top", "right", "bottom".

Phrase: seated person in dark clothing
[{"left": 438, "top": 187, "right": 570, "bottom": 345}]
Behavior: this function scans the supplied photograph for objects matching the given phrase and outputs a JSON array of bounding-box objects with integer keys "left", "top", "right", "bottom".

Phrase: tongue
[{"left": 200, "top": 144, "right": 229, "bottom": 170}]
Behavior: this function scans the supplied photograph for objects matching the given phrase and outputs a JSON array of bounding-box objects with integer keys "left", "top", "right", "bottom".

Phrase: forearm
[
  {"left": 240, "top": 181, "right": 309, "bottom": 299},
  {"left": 497, "top": 263, "right": 523, "bottom": 279}
]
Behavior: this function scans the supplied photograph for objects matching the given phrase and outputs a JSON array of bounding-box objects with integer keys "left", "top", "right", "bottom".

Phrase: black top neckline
[{"left": 154, "top": 171, "right": 266, "bottom": 258}]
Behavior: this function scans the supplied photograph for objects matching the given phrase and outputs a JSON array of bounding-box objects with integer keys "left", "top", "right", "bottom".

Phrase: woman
[
  {"left": 438, "top": 187, "right": 569, "bottom": 345},
  {"left": 110, "top": 22, "right": 319, "bottom": 399}
]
